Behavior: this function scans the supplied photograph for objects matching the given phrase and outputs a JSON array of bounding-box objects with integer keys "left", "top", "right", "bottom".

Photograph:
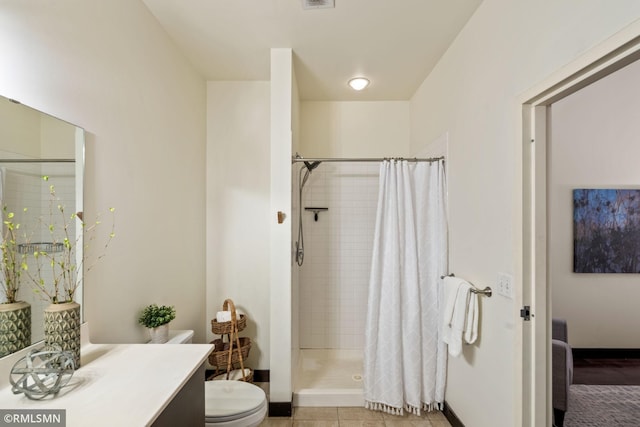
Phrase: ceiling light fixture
[
  {"left": 348, "top": 77, "right": 370, "bottom": 91},
  {"left": 302, "top": 0, "right": 335, "bottom": 10}
]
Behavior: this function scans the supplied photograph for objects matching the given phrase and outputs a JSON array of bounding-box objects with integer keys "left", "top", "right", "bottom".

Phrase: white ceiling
[{"left": 142, "top": 0, "right": 483, "bottom": 101}]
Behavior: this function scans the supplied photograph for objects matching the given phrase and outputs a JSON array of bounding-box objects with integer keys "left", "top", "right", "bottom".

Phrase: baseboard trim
[
  {"left": 204, "top": 368, "right": 270, "bottom": 382},
  {"left": 254, "top": 369, "right": 269, "bottom": 382},
  {"left": 573, "top": 348, "right": 640, "bottom": 359},
  {"left": 269, "top": 401, "right": 292, "bottom": 417},
  {"left": 443, "top": 401, "right": 464, "bottom": 427}
]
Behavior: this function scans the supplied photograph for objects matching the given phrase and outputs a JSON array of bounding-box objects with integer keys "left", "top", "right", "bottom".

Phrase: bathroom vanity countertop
[{"left": 0, "top": 343, "right": 213, "bottom": 426}]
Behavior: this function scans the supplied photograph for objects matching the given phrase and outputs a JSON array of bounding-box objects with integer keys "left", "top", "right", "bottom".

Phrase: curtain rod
[{"left": 292, "top": 155, "right": 444, "bottom": 163}]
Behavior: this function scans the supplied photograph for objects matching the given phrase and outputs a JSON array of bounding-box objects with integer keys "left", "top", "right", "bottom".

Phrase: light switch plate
[{"left": 497, "top": 272, "right": 514, "bottom": 299}]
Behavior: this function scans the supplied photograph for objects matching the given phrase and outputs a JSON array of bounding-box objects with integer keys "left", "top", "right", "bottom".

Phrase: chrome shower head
[
  {"left": 299, "top": 161, "right": 320, "bottom": 191},
  {"left": 304, "top": 161, "right": 321, "bottom": 172}
]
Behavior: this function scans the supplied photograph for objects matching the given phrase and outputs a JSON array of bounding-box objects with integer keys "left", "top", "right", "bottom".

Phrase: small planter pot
[
  {"left": 148, "top": 323, "right": 170, "bottom": 344},
  {"left": 0, "top": 301, "right": 31, "bottom": 357},
  {"left": 44, "top": 301, "right": 81, "bottom": 368}
]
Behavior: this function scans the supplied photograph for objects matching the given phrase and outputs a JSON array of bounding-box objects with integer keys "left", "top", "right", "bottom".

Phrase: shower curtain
[{"left": 364, "top": 159, "right": 447, "bottom": 415}]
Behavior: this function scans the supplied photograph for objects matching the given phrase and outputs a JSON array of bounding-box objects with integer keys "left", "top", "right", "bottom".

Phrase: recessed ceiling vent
[{"left": 302, "top": 0, "right": 335, "bottom": 10}]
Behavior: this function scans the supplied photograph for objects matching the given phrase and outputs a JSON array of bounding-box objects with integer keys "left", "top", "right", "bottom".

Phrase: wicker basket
[
  {"left": 211, "top": 299, "right": 247, "bottom": 334},
  {"left": 208, "top": 337, "right": 252, "bottom": 367},
  {"left": 211, "top": 314, "right": 246, "bottom": 335}
]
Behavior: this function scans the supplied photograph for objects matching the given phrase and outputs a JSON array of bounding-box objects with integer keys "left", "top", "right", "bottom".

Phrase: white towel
[
  {"left": 465, "top": 292, "right": 478, "bottom": 344},
  {"left": 441, "top": 276, "right": 464, "bottom": 345},
  {"left": 441, "top": 276, "right": 479, "bottom": 356},
  {"left": 216, "top": 311, "right": 231, "bottom": 322}
]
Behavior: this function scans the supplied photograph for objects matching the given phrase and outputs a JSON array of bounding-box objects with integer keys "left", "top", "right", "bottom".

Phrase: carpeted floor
[{"left": 564, "top": 384, "right": 640, "bottom": 426}]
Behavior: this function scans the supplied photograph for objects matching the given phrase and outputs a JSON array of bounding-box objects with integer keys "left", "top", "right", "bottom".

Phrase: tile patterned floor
[
  {"left": 254, "top": 382, "right": 452, "bottom": 426},
  {"left": 259, "top": 406, "right": 453, "bottom": 426}
]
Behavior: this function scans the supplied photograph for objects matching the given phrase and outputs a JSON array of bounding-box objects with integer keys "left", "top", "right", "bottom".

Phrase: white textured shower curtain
[{"left": 364, "top": 159, "right": 447, "bottom": 415}]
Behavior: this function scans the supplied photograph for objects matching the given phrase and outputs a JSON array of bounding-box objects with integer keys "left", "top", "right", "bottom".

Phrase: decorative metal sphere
[{"left": 9, "top": 347, "right": 75, "bottom": 400}]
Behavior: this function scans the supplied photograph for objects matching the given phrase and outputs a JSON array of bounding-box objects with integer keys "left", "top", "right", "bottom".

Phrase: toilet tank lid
[{"left": 165, "top": 330, "right": 194, "bottom": 344}]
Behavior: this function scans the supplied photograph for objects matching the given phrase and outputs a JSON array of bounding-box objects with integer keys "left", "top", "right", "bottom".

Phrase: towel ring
[{"left": 440, "top": 273, "right": 492, "bottom": 297}]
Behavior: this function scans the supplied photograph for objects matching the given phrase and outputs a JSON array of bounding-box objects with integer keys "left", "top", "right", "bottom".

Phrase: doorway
[{"left": 522, "top": 27, "right": 640, "bottom": 427}]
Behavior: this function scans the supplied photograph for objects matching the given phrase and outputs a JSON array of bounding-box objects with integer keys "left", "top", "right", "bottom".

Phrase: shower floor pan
[{"left": 294, "top": 349, "right": 365, "bottom": 407}]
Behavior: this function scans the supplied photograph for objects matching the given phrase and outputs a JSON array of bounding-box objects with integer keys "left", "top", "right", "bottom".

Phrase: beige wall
[
  {"left": 0, "top": 98, "right": 41, "bottom": 158},
  {"left": 410, "top": 0, "right": 640, "bottom": 426},
  {"left": 270, "top": 48, "right": 295, "bottom": 403},
  {"left": 0, "top": 1, "right": 207, "bottom": 344},
  {"left": 0, "top": 97, "right": 75, "bottom": 160},
  {"left": 206, "top": 81, "right": 271, "bottom": 369},
  {"left": 300, "top": 101, "right": 410, "bottom": 158},
  {"left": 549, "top": 59, "right": 640, "bottom": 349},
  {"left": 40, "top": 114, "right": 76, "bottom": 159},
  {"left": 291, "top": 67, "right": 301, "bottom": 374}
]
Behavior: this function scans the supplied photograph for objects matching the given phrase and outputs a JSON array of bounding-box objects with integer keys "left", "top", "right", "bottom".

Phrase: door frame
[{"left": 520, "top": 22, "right": 640, "bottom": 427}]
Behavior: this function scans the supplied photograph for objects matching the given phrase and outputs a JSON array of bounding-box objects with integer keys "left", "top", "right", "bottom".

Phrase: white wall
[
  {"left": 291, "top": 66, "right": 302, "bottom": 376},
  {"left": 409, "top": 1, "right": 640, "bottom": 426},
  {"left": 206, "top": 81, "right": 271, "bottom": 369},
  {"left": 549, "top": 59, "right": 640, "bottom": 348},
  {"left": 300, "top": 102, "right": 410, "bottom": 158},
  {"left": 0, "top": 1, "right": 207, "bottom": 344},
  {"left": 270, "top": 48, "right": 295, "bottom": 403}
]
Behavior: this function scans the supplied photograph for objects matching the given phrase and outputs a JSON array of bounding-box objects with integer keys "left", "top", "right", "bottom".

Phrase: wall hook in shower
[{"left": 305, "top": 207, "right": 328, "bottom": 222}]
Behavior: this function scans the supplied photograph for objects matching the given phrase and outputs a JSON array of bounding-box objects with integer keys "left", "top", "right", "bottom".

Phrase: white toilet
[
  {"left": 204, "top": 380, "right": 267, "bottom": 426},
  {"left": 166, "top": 330, "right": 268, "bottom": 427}
]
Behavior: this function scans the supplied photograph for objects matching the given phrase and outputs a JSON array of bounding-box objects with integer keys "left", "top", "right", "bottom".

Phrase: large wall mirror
[{"left": 0, "top": 95, "right": 84, "bottom": 357}]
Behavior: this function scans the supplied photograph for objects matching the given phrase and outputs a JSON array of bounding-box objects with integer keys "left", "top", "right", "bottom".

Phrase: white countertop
[{"left": 0, "top": 343, "right": 213, "bottom": 426}]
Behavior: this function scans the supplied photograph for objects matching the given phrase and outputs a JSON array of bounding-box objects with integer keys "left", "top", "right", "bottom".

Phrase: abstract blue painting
[{"left": 574, "top": 189, "right": 640, "bottom": 273}]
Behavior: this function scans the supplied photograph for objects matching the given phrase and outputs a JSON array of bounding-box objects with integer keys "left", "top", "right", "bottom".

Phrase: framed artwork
[{"left": 573, "top": 189, "right": 640, "bottom": 273}]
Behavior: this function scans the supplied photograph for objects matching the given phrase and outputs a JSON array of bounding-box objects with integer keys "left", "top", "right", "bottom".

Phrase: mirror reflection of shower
[{"left": 295, "top": 159, "right": 321, "bottom": 266}]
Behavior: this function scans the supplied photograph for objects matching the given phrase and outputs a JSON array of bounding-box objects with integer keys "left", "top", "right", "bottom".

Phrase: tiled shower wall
[{"left": 298, "top": 162, "right": 379, "bottom": 349}]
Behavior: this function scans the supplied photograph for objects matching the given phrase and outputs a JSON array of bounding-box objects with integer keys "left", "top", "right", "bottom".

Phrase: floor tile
[
  {"left": 338, "top": 407, "right": 384, "bottom": 420},
  {"left": 382, "top": 411, "right": 428, "bottom": 421},
  {"left": 293, "top": 407, "right": 339, "bottom": 420},
  {"left": 382, "top": 420, "right": 433, "bottom": 427},
  {"left": 259, "top": 418, "right": 293, "bottom": 426},
  {"left": 424, "top": 411, "right": 448, "bottom": 422},
  {"left": 339, "top": 421, "right": 386, "bottom": 427},
  {"left": 292, "top": 421, "right": 339, "bottom": 427},
  {"left": 265, "top": 406, "right": 451, "bottom": 427}
]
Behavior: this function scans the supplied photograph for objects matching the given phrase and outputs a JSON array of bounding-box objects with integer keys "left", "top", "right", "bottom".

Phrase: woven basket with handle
[
  {"left": 211, "top": 298, "right": 246, "bottom": 334},
  {"left": 207, "top": 299, "right": 252, "bottom": 382},
  {"left": 208, "top": 337, "right": 251, "bottom": 367}
]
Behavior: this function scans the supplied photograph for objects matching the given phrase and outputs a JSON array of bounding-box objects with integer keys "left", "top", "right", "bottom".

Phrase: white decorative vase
[{"left": 148, "top": 323, "right": 170, "bottom": 343}]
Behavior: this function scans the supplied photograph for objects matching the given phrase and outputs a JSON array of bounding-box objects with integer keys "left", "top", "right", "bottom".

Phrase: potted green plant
[
  {"left": 138, "top": 304, "right": 176, "bottom": 343},
  {"left": 22, "top": 177, "right": 115, "bottom": 366},
  {"left": 0, "top": 206, "right": 31, "bottom": 357}
]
